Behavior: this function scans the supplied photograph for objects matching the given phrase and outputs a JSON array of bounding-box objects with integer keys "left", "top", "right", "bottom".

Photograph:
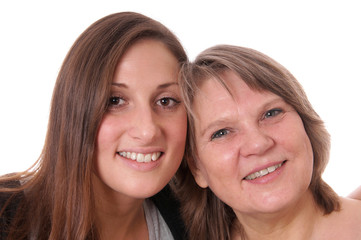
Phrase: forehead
[
  {"left": 192, "top": 71, "right": 281, "bottom": 122},
  {"left": 193, "top": 69, "right": 283, "bottom": 102},
  {"left": 193, "top": 71, "right": 249, "bottom": 109},
  {"left": 192, "top": 72, "right": 243, "bottom": 127},
  {"left": 119, "top": 39, "right": 176, "bottom": 68},
  {"left": 113, "top": 39, "right": 179, "bottom": 85}
]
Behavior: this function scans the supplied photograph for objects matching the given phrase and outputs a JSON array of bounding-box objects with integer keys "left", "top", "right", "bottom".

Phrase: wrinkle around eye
[
  {"left": 264, "top": 108, "right": 283, "bottom": 118},
  {"left": 211, "top": 128, "right": 230, "bottom": 140}
]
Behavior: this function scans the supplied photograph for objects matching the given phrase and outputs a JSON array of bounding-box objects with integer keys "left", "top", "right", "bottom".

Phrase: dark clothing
[
  {"left": 151, "top": 185, "right": 187, "bottom": 240},
  {"left": 0, "top": 181, "right": 24, "bottom": 240},
  {"left": 0, "top": 183, "right": 186, "bottom": 240}
]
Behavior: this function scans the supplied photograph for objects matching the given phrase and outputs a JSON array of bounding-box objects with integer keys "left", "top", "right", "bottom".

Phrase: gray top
[{"left": 143, "top": 199, "right": 174, "bottom": 240}]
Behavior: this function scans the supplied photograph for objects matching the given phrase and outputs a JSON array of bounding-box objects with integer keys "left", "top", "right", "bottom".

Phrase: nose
[
  {"left": 239, "top": 127, "right": 274, "bottom": 157},
  {"left": 128, "top": 106, "right": 160, "bottom": 143}
]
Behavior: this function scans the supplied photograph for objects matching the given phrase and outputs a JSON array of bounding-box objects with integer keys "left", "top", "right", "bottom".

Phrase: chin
[
  {"left": 249, "top": 190, "right": 296, "bottom": 213},
  {"left": 131, "top": 183, "right": 167, "bottom": 199}
]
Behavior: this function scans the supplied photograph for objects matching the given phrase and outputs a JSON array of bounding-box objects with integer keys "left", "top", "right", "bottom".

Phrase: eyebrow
[
  {"left": 111, "top": 82, "right": 178, "bottom": 89},
  {"left": 111, "top": 83, "right": 127, "bottom": 88},
  {"left": 198, "top": 96, "right": 285, "bottom": 137},
  {"left": 199, "top": 118, "right": 233, "bottom": 138},
  {"left": 261, "top": 97, "right": 285, "bottom": 110}
]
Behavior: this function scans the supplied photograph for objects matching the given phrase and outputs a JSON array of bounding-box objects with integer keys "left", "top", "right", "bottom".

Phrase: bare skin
[
  {"left": 93, "top": 174, "right": 149, "bottom": 240},
  {"left": 349, "top": 186, "right": 361, "bottom": 200},
  {"left": 231, "top": 192, "right": 361, "bottom": 240}
]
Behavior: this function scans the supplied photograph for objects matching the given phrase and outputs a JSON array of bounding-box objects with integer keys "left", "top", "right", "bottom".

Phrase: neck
[
  {"left": 232, "top": 190, "right": 322, "bottom": 240},
  {"left": 92, "top": 174, "right": 149, "bottom": 240}
]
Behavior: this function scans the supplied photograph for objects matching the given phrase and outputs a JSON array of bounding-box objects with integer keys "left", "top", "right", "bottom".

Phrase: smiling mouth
[
  {"left": 244, "top": 161, "right": 286, "bottom": 180},
  {"left": 117, "top": 151, "right": 163, "bottom": 163}
]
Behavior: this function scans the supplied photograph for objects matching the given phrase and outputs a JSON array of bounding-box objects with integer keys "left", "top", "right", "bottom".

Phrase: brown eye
[
  {"left": 107, "top": 96, "right": 126, "bottom": 110},
  {"left": 110, "top": 97, "right": 124, "bottom": 105},
  {"left": 160, "top": 98, "right": 170, "bottom": 106},
  {"left": 156, "top": 97, "right": 180, "bottom": 108}
]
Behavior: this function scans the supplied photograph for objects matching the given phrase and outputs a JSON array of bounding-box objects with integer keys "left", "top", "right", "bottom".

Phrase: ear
[
  {"left": 193, "top": 169, "right": 209, "bottom": 188},
  {"left": 189, "top": 158, "right": 209, "bottom": 189}
]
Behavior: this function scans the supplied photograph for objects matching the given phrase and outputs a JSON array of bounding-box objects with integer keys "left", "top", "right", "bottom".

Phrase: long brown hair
[
  {"left": 174, "top": 45, "right": 339, "bottom": 240},
  {"left": 0, "top": 12, "right": 187, "bottom": 239}
]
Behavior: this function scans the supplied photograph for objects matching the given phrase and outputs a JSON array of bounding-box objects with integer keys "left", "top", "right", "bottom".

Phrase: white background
[{"left": 0, "top": 0, "right": 360, "bottom": 196}]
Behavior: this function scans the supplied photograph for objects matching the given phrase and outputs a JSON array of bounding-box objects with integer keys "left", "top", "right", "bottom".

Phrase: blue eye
[
  {"left": 264, "top": 108, "right": 283, "bottom": 119},
  {"left": 211, "top": 129, "right": 229, "bottom": 140}
]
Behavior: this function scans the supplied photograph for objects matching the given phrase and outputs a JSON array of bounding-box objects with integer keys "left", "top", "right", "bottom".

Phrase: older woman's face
[
  {"left": 94, "top": 39, "right": 187, "bottom": 199},
  {"left": 192, "top": 70, "right": 313, "bottom": 216}
]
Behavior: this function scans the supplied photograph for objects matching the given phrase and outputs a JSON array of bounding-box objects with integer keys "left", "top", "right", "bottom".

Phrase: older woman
[{"left": 176, "top": 45, "right": 361, "bottom": 239}]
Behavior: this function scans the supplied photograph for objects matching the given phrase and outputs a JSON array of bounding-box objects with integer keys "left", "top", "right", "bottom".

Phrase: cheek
[
  {"left": 276, "top": 116, "right": 313, "bottom": 160},
  {"left": 290, "top": 128, "right": 313, "bottom": 161},
  {"left": 302, "top": 135, "right": 314, "bottom": 170},
  {"left": 280, "top": 122, "right": 314, "bottom": 180},
  {"left": 197, "top": 143, "right": 239, "bottom": 186},
  {"left": 96, "top": 116, "right": 120, "bottom": 151},
  {"left": 165, "top": 112, "right": 188, "bottom": 144}
]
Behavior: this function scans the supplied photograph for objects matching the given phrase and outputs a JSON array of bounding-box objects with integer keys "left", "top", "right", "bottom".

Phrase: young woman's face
[
  {"left": 192, "top": 70, "right": 313, "bottom": 216},
  {"left": 94, "top": 39, "right": 187, "bottom": 199}
]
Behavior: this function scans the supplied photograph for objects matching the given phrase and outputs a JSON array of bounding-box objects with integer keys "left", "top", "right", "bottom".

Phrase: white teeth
[
  {"left": 245, "top": 162, "right": 283, "bottom": 180},
  {"left": 267, "top": 165, "right": 276, "bottom": 173},
  {"left": 144, "top": 154, "right": 151, "bottom": 162},
  {"left": 151, "top": 152, "right": 161, "bottom": 161},
  {"left": 119, "top": 151, "right": 162, "bottom": 162},
  {"left": 136, "top": 154, "right": 144, "bottom": 162}
]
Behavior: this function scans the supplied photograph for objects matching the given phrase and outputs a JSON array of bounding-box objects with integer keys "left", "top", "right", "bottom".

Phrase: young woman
[
  {"left": 0, "top": 12, "right": 188, "bottom": 240},
  {"left": 176, "top": 45, "right": 361, "bottom": 239}
]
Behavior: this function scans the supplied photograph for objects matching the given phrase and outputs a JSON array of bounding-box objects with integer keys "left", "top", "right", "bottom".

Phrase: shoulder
[
  {"left": 0, "top": 190, "right": 22, "bottom": 220},
  {"left": 338, "top": 197, "right": 361, "bottom": 219},
  {"left": 150, "top": 185, "right": 187, "bottom": 240},
  {"left": 338, "top": 198, "right": 361, "bottom": 237},
  {"left": 0, "top": 180, "right": 23, "bottom": 210},
  {"left": 0, "top": 180, "right": 25, "bottom": 238},
  {"left": 338, "top": 197, "right": 361, "bottom": 222},
  {"left": 348, "top": 185, "right": 361, "bottom": 200},
  {"left": 318, "top": 197, "right": 361, "bottom": 239}
]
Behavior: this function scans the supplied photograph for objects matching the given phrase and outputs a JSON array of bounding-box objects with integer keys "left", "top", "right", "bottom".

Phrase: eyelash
[
  {"left": 156, "top": 97, "right": 181, "bottom": 109},
  {"left": 263, "top": 108, "right": 283, "bottom": 119},
  {"left": 107, "top": 96, "right": 126, "bottom": 110},
  {"left": 210, "top": 108, "right": 283, "bottom": 140},
  {"left": 106, "top": 96, "right": 181, "bottom": 111},
  {"left": 211, "top": 128, "right": 230, "bottom": 140}
]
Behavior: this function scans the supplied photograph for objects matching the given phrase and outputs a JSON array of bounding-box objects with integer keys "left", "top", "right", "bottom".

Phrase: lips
[
  {"left": 244, "top": 161, "right": 286, "bottom": 180},
  {"left": 117, "top": 151, "right": 162, "bottom": 163}
]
